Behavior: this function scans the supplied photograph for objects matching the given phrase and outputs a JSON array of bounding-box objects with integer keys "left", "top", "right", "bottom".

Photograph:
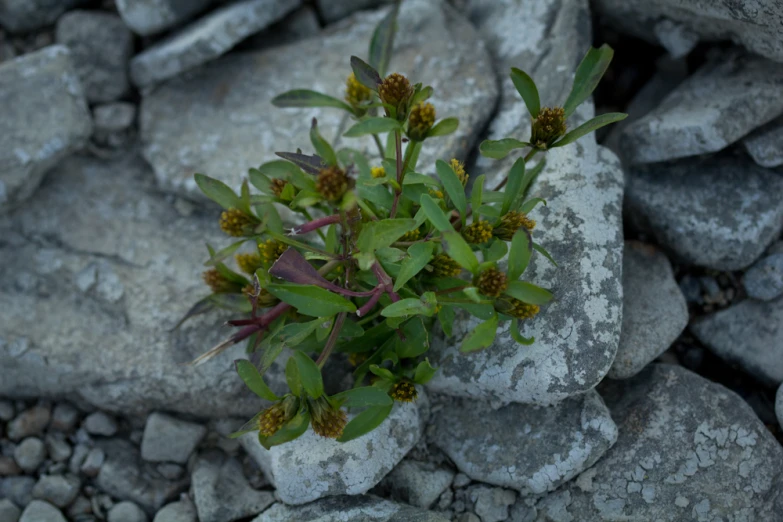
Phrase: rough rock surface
[
  {"left": 375, "top": 460, "right": 454, "bottom": 509},
  {"left": 0, "top": 153, "right": 284, "bottom": 418},
  {"left": 130, "top": 0, "right": 301, "bottom": 88},
  {"left": 0, "top": 0, "right": 88, "bottom": 33},
  {"left": 744, "top": 115, "right": 783, "bottom": 168},
  {"left": 534, "top": 364, "right": 783, "bottom": 521},
  {"left": 609, "top": 242, "right": 687, "bottom": 379},
  {"left": 253, "top": 495, "right": 449, "bottom": 522},
  {"left": 241, "top": 399, "right": 427, "bottom": 505},
  {"left": 140, "top": 413, "right": 206, "bottom": 464},
  {"left": 108, "top": 501, "right": 148, "bottom": 522},
  {"left": 315, "top": 0, "right": 388, "bottom": 23},
  {"left": 116, "top": 0, "right": 213, "bottom": 36},
  {"left": 691, "top": 299, "right": 783, "bottom": 386},
  {"left": 140, "top": 0, "right": 497, "bottom": 199},
  {"left": 152, "top": 498, "right": 197, "bottom": 522},
  {"left": 433, "top": 390, "right": 616, "bottom": 496},
  {"left": 0, "top": 46, "right": 92, "bottom": 212},
  {"left": 742, "top": 252, "right": 783, "bottom": 301},
  {"left": 777, "top": 384, "right": 783, "bottom": 430},
  {"left": 426, "top": 0, "right": 623, "bottom": 406},
  {"left": 625, "top": 153, "right": 783, "bottom": 271},
  {"left": 620, "top": 52, "right": 783, "bottom": 164}
]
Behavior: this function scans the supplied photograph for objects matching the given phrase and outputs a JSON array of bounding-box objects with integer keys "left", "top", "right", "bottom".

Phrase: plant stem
[
  {"left": 300, "top": 209, "right": 328, "bottom": 241},
  {"left": 493, "top": 148, "right": 539, "bottom": 191},
  {"left": 316, "top": 311, "right": 347, "bottom": 368},
  {"left": 291, "top": 214, "right": 341, "bottom": 236},
  {"left": 372, "top": 133, "right": 386, "bottom": 159},
  {"left": 389, "top": 130, "right": 403, "bottom": 218}
]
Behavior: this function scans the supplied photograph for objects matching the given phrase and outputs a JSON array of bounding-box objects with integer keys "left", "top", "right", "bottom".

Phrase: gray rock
[
  {"left": 376, "top": 460, "right": 454, "bottom": 509},
  {"left": 18, "top": 500, "right": 66, "bottom": 522},
  {"left": 0, "top": 476, "right": 35, "bottom": 507},
  {"left": 55, "top": 11, "right": 133, "bottom": 103},
  {"left": 129, "top": 0, "right": 301, "bottom": 88},
  {"left": 108, "top": 501, "right": 148, "bottom": 522},
  {"left": 625, "top": 154, "right": 783, "bottom": 271},
  {"left": 152, "top": 498, "right": 197, "bottom": 522},
  {"left": 454, "top": 515, "right": 479, "bottom": 522},
  {"left": 13, "top": 438, "right": 46, "bottom": 473},
  {"left": 83, "top": 412, "right": 118, "bottom": 437},
  {"left": 0, "top": 0, "right": 88, "bottom": 33},
  {"left": 49, "top": 403, "right": 79, "bottom": 432},
  {"left": 316, "top": 0, "right": 388, "bottom": 23},
  {"left": 30, "top": 475, "right": 80, "bottom": 508},
  {"left": 140, "top": 0, "right": 497, "bottom": 200},
  {"left": 44, "top": 433, "right": 72, "bottom": 463},
  {"left": 691, "top": 299, "right": 783, "bottom": 386},
  {"left": 0, "top": 46, "right": 92, "bottom": 212},
  {"left": 0, "top": 153, "right": 284, "bottom": 418},
  {"left": 116, "top": 0, "right": 213, "bottom": 36},
  {"left": 155, "top": 463, "right": 184, "bottom": 480},
  {"left": 95, "top": 439, "right": 187, "bottom": 512},
  {"left": 742, "top": 252, "right": 783, "bottom": 301},
  {"left": 0, "top": 400, "right": 14, "bottom": 421},
  {"left": 620, "top": 52, "right": 783, "bottom": 164},
  {"left": 777, "top": 384, "right": 783, "bottom": 430},
  {"left": 0, "top": 455, "right": 22, "bottom": 476},
  {"left": 240, "top": 399, "right": 426, "bottom": 505},
  {"left": 252, "top": 496, "right": 449, "bottom": 522},
  {"left": 427, "top": 0, "right": 623, "bottom": 406},
  {"left": 80, "top": 447, "right": 105, "bottom": 477},
  {"left": 68, "top": 445, "right": 89, "bottom": 476},
  {"left": 92, "top": 103, "right": 137, "bottom": 149},
  {"left": 744, "top": 116, "right": 783, "bottom": 168},
  {"left": 468, "top": 486, "right": 516, "bottom": 522},
  {"left": 0, "top": 499, "right": 21, "bottom": 522},
  {"left": 140, "top": 413, "right": 206, "bottom": 464},
  {"left": 65, "top": 495, "right": 91, "bottom": 519},
  {"left": 242, "top": 6, "right": 320, "bottom": 51},
  {"left": 433, "top": 391, "right": 616, "bottom": 496},
  {"left": 593, "top": 0, "right": 783, "bottom": 64},
  {"left": 609, "top": 242, "right": 688, "bottom": 379},
  {"left": 534, "top": 364, "right": 783, "bottom": 520}
]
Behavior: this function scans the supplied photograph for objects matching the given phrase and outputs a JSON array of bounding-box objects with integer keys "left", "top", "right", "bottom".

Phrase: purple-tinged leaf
[{"left": 269, "top": 249, "right": 372, "bottom": 297}]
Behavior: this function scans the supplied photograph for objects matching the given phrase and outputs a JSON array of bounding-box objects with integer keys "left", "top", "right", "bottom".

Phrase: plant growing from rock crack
[{"left": 180, "top": 7, "right": 625, "bottom": 448}]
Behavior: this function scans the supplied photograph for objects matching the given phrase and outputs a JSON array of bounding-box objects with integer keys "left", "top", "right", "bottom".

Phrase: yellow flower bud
[
  {"left": 378, "top": 72, "right": 414, "bottom": 120},
  {"left": 493, "top": 211, "right": 536, "bottom": 241},
  {"left": 316, "top": 166, "right": 353, "bottom": 202},
  {"left": 476, "top": 268, "right": 508, "bottom": 298},
  {"left": 345, "top": 73, "right": 372, "bottom": 107},
  {"left": 259, "top": 239, "right": 287, "bottom": 266},
  {"left": 390, "top": 380, "right": 418, "bottom": 402},
  {"left": 371, "top": 166, "right": 386, "bottom": 179},
  {"left": 219, "top": 208, "right": 256, "bottom": 237},
  {"left": 463, "top": 220, "right": 493, "bottom": 244},
  {"left": 308, "top": 396, "right": 348, "bottom": 439},
  {"left": 408, "top": 102, "right": 435, "bottom": 141},
  {"left": 236, "top": 252, "right": 263, "bottom": 275},
  {"left": 530, "top": 107, "right": 566, "bottom": 149},
  {"left": 431, "top": 253, "right": 462, "bottom": 277},
  {"left": 202, "top": 269, "right": 242, "bottom": 293},
  {"left": 450, "top": 159, "right": 468, "bottom": 187}
]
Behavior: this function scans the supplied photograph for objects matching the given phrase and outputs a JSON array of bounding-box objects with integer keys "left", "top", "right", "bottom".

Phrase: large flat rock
[{"left": 253, "top": 495, "right": 449, "bottom": 522}]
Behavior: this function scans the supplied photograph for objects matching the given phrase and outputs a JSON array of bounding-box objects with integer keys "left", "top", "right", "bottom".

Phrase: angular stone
[
  {"left": 92, "top": 102, "right": 137, "bottom": 149},
  {"left": 240, "top": 399, "right": 427, "bottom": 505},
  {"left": 116, "top": 0, "right": 212, "bottom": 36},
  {"left": 55, "top": 11, "right": 133, "bottom": 103},
  {"left": 80, "top": 447, "right": 105, "bottom": 477},
  {"left": 433, "top": 390, "right": 616, "bottom": 496},
  {"left": 191, "top": 452, "right": 274, "bottom": 522},
  {"left": 152, "top": 498, "right": 197, "bottom": 522},
  {"left": 593, "top": 0, "right": 783, "bottom": 64},
  {"left": 141, "top": 413, "right": 206, "bottom": 464},
  {"left": 0, "top": 499, "right": 21, "bottom": 522},
  {"left": 242, "top": 6, "right": 320, "bottom": 51},
  {"left": 0, "top": 46, "right": 92, "bottom": 212},
  {"left": 44, "top": 433, "right": 72, "bottom": 463},
  {"left": 468, "top": 486, "right": 516, "bottom": 522},
  {"left": 691, "top": 299, "right": 783, "bottom": 386},
  {"left": 0, "top": 400, "right": 13, "bottom": 421},
  {"left": 108, "top": 501, "right": 148, "bottom": 522},
  {"left": 31, "top": 475, "right": 80, "bottom": 508},
  {"left": 533, "top": 364, "right": 783, "bottom": 521},
  {"left": 0, "top": 0, "right": 88, "bottom": 33},
  {"left": 625, "top": 153, "right": 783, "bottom": 271},
  {"left": 49, "top": 403, "right": 79, "bottom": 432},
  {"left": 252, "top": 496, "right": 449, "bottom": 522},
  {"left": 609, "top": 242, "right": 687, "bottom": 379},
  {"left": 375, "top": 460, "right": 454, "bottom": 509},
  {"left": 742, "top": 252, "right": 783, "bottom": 301},
  {"left": 130, "top": 0, "right": 301, "bottom": 88},
  {"left": 18, "top": 500, "right": 66, "bottom": 522},
  {"left": 140, "top": 0, "right": 497, "bottom": 199},
  {"left": 744, "top": 116, "right": 783, "bottom": 168},
  {"left": 315, "top": 0, "right": 388, "bottom": 23},
  {"left": 620, "top": 53, "right": 783, "bottom": 164},
  {"left": 13, "top": 438, "right": 46, "bottom": 473}
]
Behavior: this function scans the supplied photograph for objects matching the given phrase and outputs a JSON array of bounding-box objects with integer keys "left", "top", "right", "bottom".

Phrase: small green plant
[{"left": 182, "top": 7, "right": 625, "bottom": 448}]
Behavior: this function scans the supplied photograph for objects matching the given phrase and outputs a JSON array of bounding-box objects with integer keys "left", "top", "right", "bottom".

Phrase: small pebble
[
  {"left": 0, "top": 498, "right": 21, "bottom": 522},
  {"left": 152, "top": 498, "right": 198, "bottom": 522},
  {"left": 156, "top": 462, "right": 184, "bottom": 480},
  {"left": 0, "top": 400, "right": 15, "bottom": 422},
  {"left": 0, "top": 455, "right": 22, "bottom": 476},
  {"left": 83, "top": 412, "right": 118, "bottom": 437},
  {"left": 108, "top": 501, "right": 148, "bottom": 522},
  {"left": 140, "top": 412, "right": 206, "bottom": 464},
  {"left": 80, "top": 448, "right": 105, "bottom": 477},
  {"left": 31, "top": 474, "right": 81, "bottom": 508},
  {"left": 14, "top": 437, "right": 47, "bottom": 473},
  {"left": 45, "top": 433, "right": 72, "bottom": 462},
  {"left": 19, "top": 500, "right": 67, "bottom": 522},
  {"left": 50, "top": 403, "right": 80, "bottom": 432},
  {"left": 742, "top": 252, "right": 783, "bottom": 301},
  {"left": 69, "top": 444, "right": 90, "bottom": 475},
  {"left": 453, "top": 473, "right": 471, "bottom": 488},
  {"left": 67, "top": 495, "right": 93, "bottom": 519},
  {"left": 7, "top": 405, "right": 51, "bottom": 441},
  {"left": 0, "top": 476, "right": 36, "bottom": 507}
]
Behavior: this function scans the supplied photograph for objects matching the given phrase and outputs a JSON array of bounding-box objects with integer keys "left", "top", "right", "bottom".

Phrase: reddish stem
[{"left": 289, "top": 214, "right": 341, "bottom": 235}]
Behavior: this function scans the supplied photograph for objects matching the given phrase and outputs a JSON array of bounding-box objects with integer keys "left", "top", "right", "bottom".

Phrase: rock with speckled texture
[
  {"left": 0, "top": 46, "right": 92, "bottom": 213},
  {"left": 625, "top": 153, "right": 783, "bottom": 271},
  {"left": 140, "top": 0, "right": 497, "bottom": 200},
  {"left": 609, "top": 242, "right": 687, "bottom": 379},
  {"left": 619, "top": 52, "right": 783, "bottom": 164},
  {"left": 252, "top": 495, "right": 449, "bottom": 522},
  {"left": 433, "top": 390, "right": 616, "bottom": 496},
  {"left": 375, "top": 460, "right": 454, "bottom": 509},
  {"left": 532, "top": 364, "right": 783, "bottom": 521},
  {"left": 240, "top": 398, "right": 428, "bottom": 505},
  {"left": 116, "top": 0, "right": 213, "bottom": 36},
  {"left": 744, "top": 116, "right": 783, "bottom": 168},
  {"left": 776, "top": 384, "right": 783, "bottom": 431}
]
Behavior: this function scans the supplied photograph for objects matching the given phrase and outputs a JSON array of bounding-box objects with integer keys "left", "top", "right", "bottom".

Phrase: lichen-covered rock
[
  {"left": 609, "top": 242, "right": 687, "bottom": 379},
  {"left": 533, "top": 364, "right": 783, "bottom": 521},
  {"left": 593, "top": 0, "right": 783, "bottom": 64},
  {"left": 374, "top": 460, "right": 454, "bottom": 509},
  {"left": 130, "top": 0, "right": 301, "bottom": 88},
  {"left": 0, "top": 0, "right": 88, "bottom": 33},
  {"left": 620, "top": 52, "right": 783, "bottom": 164},
  {"left": 140, "top": 0, "right": 497, "bottom": 199},
  {"left": 116, "top": 0, "right": 213, "bottom": 36},
  {"left": 240, "top": 399, "right": 427, "bottom": 505},
  {"left": 252, "top": 495, "right": 449, "bottom": 522},
  {"left": 625, "top": 153, "right": 783, "bottom": 271},
  {"left": 433, "top": 391, "right": 616, "bottom": 496},
  {"left": 0, "top": 46, "right": 92, "bottom": 212},
  {"left": 744, "top": 115, "right": 783, "bottom": 168},
  {"left": 690, "top": 299, "right": 783, "bottom": 386}
]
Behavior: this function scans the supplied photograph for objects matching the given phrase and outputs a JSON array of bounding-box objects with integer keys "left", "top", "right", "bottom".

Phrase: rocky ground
[{"left": 1, "top": 0, "right": 783, "bottom": 521}]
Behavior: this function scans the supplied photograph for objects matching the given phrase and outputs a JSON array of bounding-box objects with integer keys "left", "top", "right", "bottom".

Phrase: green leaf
[
  {"left": 344, "top": 117, "right": 401, "bottom": 137},
  {"left": 228, "top": 412, "right": 263, "bottom": 439},
  {"left": 369, "top": 364, "right": 396, "bottom": 381},
  {"left": 437, "top": 305, "right": 455, "bottom": 337},
  {"left": 272, "top": 90, "right": 353, "bottom": 112},
  {"left": 368, "top": 4, "right": 398, "bottom": 77},
  {"left": 381, "top": 292, "right": 437, "bottom": 318},
  {"left": 427, "top": 117, "right": 459, "bottom": 138},
  {"left": 479, "top": 138, "right": 529, "bottom": 160},
  {"left": 502, "top": 157, "right": 527, "bottom": 215},
  {"left": 203, "top": 239, "right": 248, "bottom": 267},
  {"left": 442, "top": 231, "right": 479, "bottom": 274},
  {"left": 259, "top": 409, "right": 310, "bottom": 449},
  {"left": 208, "top": 293, "right": 252, "bottom": 313},
  {"left": 563, "top": 45, "right": 614, "bottom": 117},
  {"left": 470, "top": 174, "right": 484, "bottom": 224},
  {"left": 460, "top": 312, "right": 498, "bottom": 352},
  {"left": 332, "top": 386, "right": 393, "bottom": 408},
  {"left": 356, "top": 219, "right": 417, "bottom": 253},
  {"left": 266, "top": 284, "right": 357, "bottom": 316},
  {"left": 419, "top": 194, "right": 454, "bottom": 232},
  {"left": 519, "top": 197, "right": 546, "bottom": 214},
  {"left": 436, "top": 159, "right": 466, "bottom": 221},
  {"left": 413, "top": 359, "right": 437, "bottom": 384},
  {"left": 453, "top": 301, "right": 496, "bottom": 320},
  {"left": 507, "top": 230, "right": 532, "bottom": 280},
  {"left": 194, "top": 173, "right": 241, "bottom": 210},
  {"left": 510, "top": 67, "right": 540, "bottom": 118},
  {"left": 397, "top": 317, "right": 429, "bottom": 358},
  {"left": 551, "top": 112, "right": 627, "bottom": 148},
  {"left": 289, "top": 189, "right": 324, "bottom": 209},
  {"left": 235, "top": 360, "right": 280, "bottom": 401},
  {"left": 310, "top": 119, "right": 337, "bottom": 166},
  {"left": 292, "top": 351, "right": 324, "bottom": 399},
  {"left": 255, "top": 160, "right": 313, "bottom": 191},
  {"left": 505, "top": 281, "right": 554, "bottom": 305},
  {"left": 338, "top": 403, "right": 393, "bottom": 443},
  {"left": 509, "top": 318, "right": 535, "bottom": 345},
  {"left": 410, "top": 85, "right": 433, "bottom": 107},
  {"left": 484, "top": 239, "right": 508, "bottom": 263},
  {"left": 533, "top": 242, "right": 558, "bottom": 266},
  {"left": 462, "top": 286, "right": 482, "bottom": 303},
  {"left": 248, "top": 168, "right": 272, "bottom": 194},
  {"left": 403, "top": 172, "right": 438, "bottom": 186},
  {"left": 394, "top": 242, "right": 434, "bottom": 291},
  {"left": 351, "top": 55, "right": 382, "bottom": 89},
  {"left": 285, "top": 357, "right": 302, "bottom": 396}
]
